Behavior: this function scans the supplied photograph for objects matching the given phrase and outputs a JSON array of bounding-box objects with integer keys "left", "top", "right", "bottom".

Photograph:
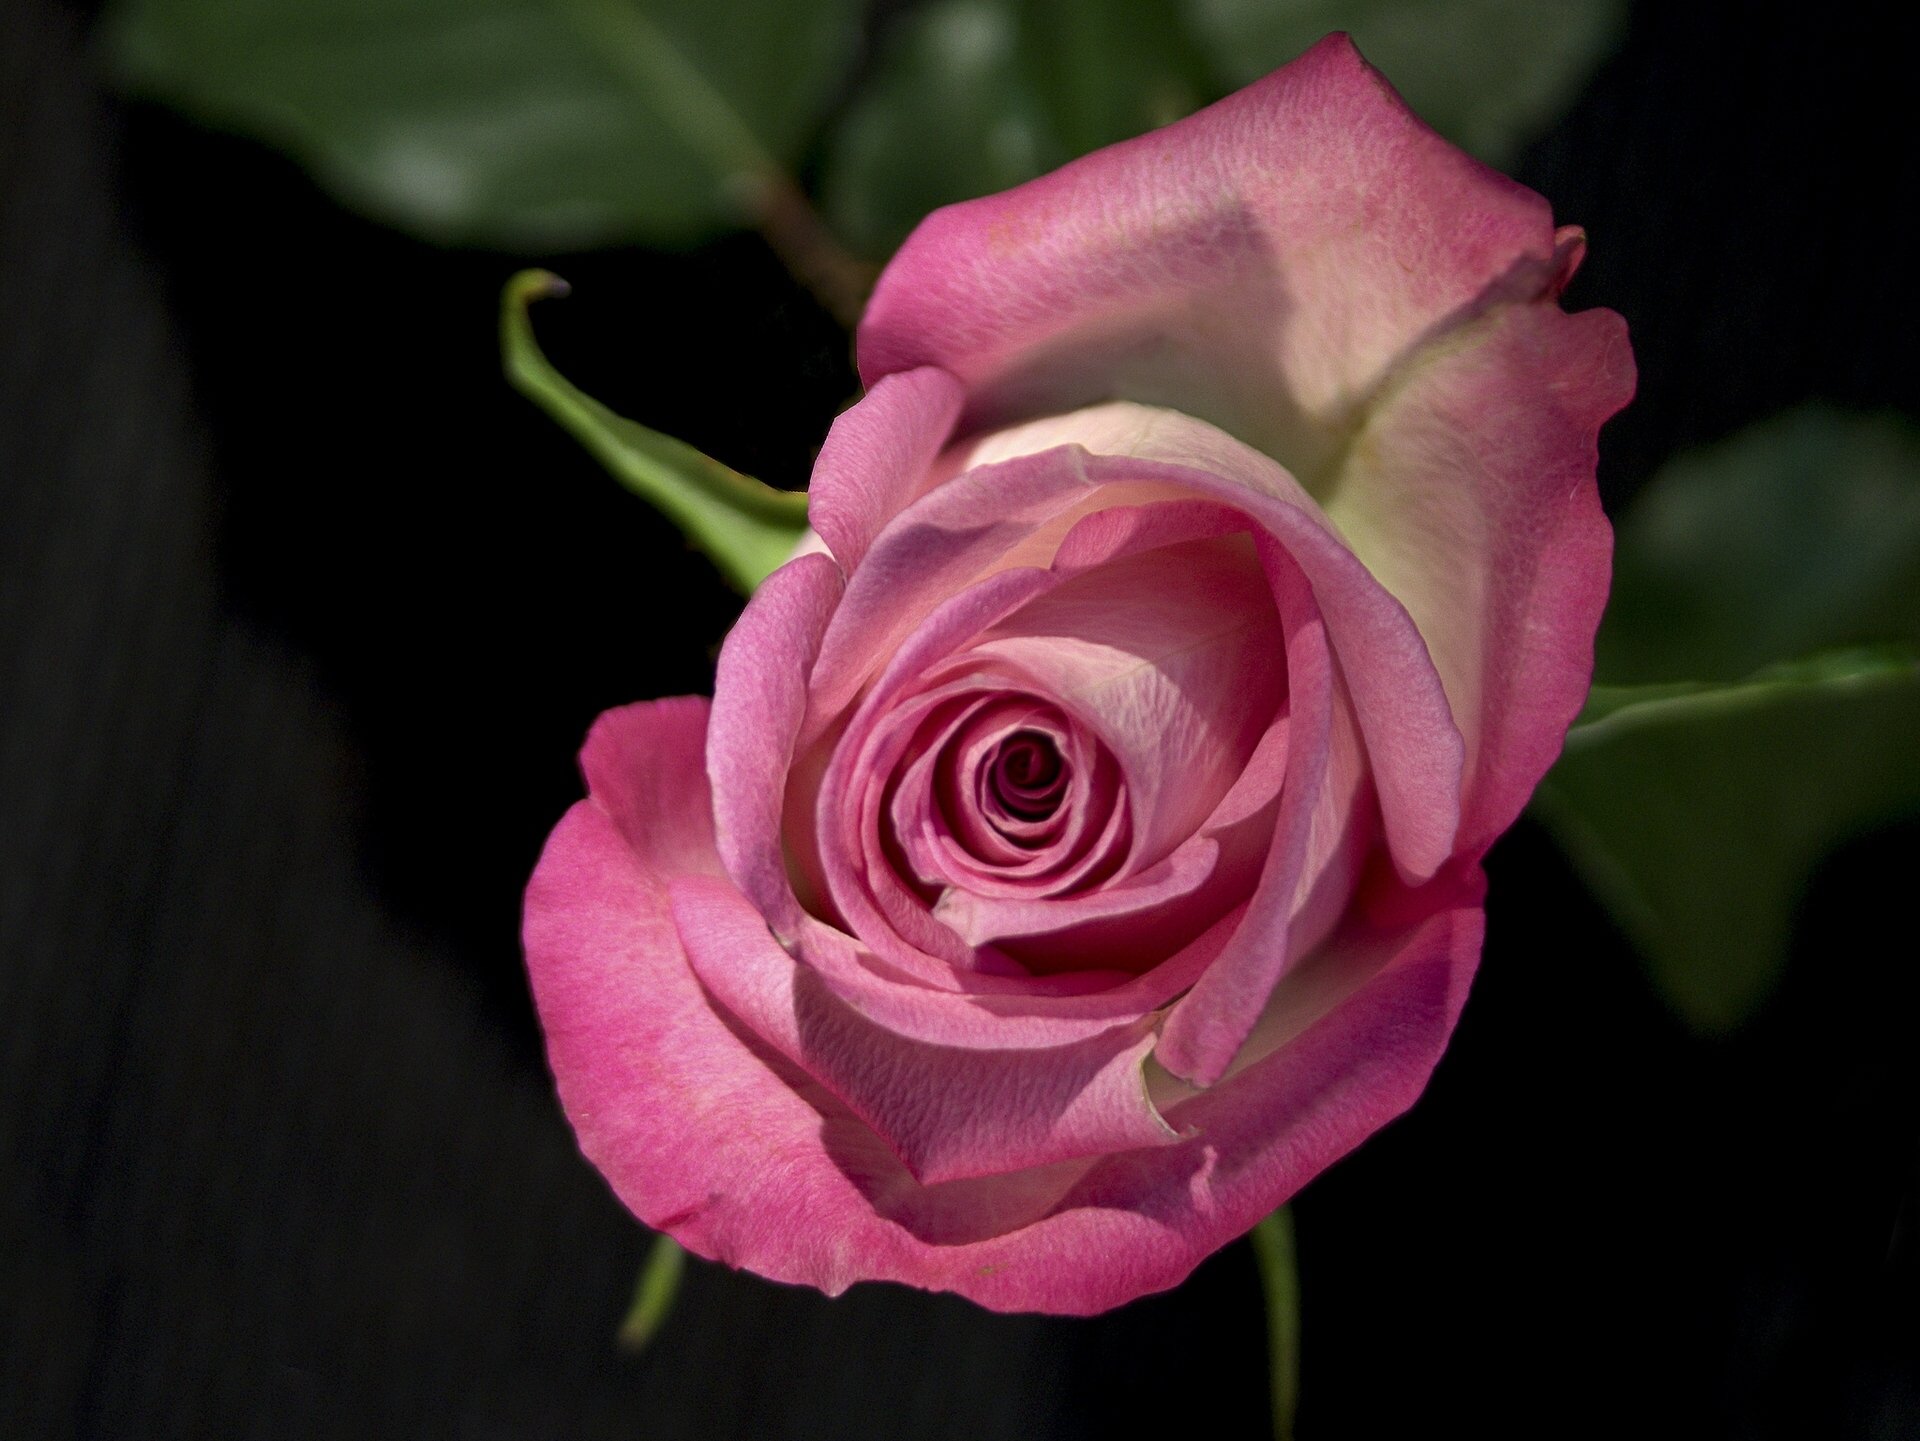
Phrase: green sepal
[{"left": 501, "top": 270, "right": 809, "bottom": 594}]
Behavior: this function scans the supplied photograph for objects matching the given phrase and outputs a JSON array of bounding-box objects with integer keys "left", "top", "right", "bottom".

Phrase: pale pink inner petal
[
  {"left": 967, "top": 534, "right": 1286, "bottom": 872},
  {"left": 1154, "top": 533, "right": 1338, "bottom": 1086},
  {"left": 800, "top": 518, "right": 1299, "bottom": 990},
  {"left": 949, "top": 403, "right": 1463, "bottom": 883}
]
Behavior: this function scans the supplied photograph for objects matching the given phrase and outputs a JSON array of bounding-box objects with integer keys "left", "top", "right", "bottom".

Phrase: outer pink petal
[
  {"left": 706, "top": 551, "right": 845, "bottom": 938},
  {"left": 1325, "top": 302, "right": 1635, "bottom": 854},
  {"left": 669, "top": 875, "right": 1177, "bottom": 1186},
  {"left": 858, "top": 33, "right": 1561, "bottom": 484},
  {"left": 579, "top": 698, "right": 728, "bottom": 877},
  {"left": 904, "top": 879, "right": 1486, "bottom": 1314},
  {"left": 806, "top": 366, "right": 965, "bottom": 574}
]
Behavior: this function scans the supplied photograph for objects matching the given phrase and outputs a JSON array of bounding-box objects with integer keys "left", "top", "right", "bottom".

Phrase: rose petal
[
  {"left": 802, "top": 445, "right": 1109, "bottom": 738},
  {"left": 879, "top": 882, "right": 1483, "bottom": 1313},
  {"left": 707, "top": 551, "right": 846, "bottom": 939},
  {"left": 807, "top": 366, "right": 966, "bottom": 574},
  {"left": 580, "top": 698, "right": 728, "bottom": 878},
  {"left": 814, "top": 566, "right": 1062, "bottom": 977},
  {"left": 932, "top": 836, "right": 1221, "bottom": 953},
  {"left": 859, "top": 33, "right": 1561, "bottom": 488},
  {"left": 670, "top": 875, "right": 1178, "bottom": 1186},
  {"left": 1325, "top": 301, "right": 1635, "bottom": 855},
  {"left": 970, "top": 532, "right": 1286, "bottom": 868},
  {"left": 1153, "top": 536, "right": 1336, "bottom": 1085}
]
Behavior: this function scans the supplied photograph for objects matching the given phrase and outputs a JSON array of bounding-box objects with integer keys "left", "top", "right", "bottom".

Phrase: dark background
[{"left": 3, "top": 0, "right": 1917, "bottom": 1436}]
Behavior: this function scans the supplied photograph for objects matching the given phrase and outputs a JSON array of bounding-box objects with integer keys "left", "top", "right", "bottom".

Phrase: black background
[{"left": 4, "top": 0, "right": 1917, "bottom": 1436}]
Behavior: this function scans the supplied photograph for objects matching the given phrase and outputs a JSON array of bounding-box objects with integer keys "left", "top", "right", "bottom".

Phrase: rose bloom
[{"left": 524, "top": 35, "right": 1633, "bottom": 1314}]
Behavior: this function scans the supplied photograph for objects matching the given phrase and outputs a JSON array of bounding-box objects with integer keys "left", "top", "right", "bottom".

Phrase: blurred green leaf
[
  {"left": 1597, "top": 408, "right": 1920, "bottom": 684},
  {"left": 617, "top": 1232, "right": 686, "bottom": 1353},
  {"left": 1537, "top": 653, "right": 1920, "bottom": 1032},
  {"left": 1250, "top": 1207, "right": 1300, "bottom": 1441},
  {"left": 1537, "top": 407, "right": 1920, "bottom": 1032},
  {"left": 822, "top": 1, "right": 1049, "bottom": 260},
  {"left": 501, "top": 270, "right": 809, "bottom": 593},
  {"left": 820, "top": 0, "right": 1210, "bottom": 260},
  {"left": 1016, "top": 0, "right": 1213, "bottom": 160},
  {"left": 104, "top": 0, "right": 863, "bottom": 248},
  {"left": 1574, "top": 646, "right": 1920, "bottom": 731},
  {"left": 1185, "top": 0, "right": 1628, "bottom": 166}
]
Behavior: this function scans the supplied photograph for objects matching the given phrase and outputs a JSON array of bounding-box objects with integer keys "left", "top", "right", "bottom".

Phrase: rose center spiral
[{"left": 986, "top": 730, "right": 1068, "bottom": 823}]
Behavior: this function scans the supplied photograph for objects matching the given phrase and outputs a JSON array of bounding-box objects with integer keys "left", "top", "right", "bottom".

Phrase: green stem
[
  {"left": 557, "top": 0, "right": 875, "bottom": 327},
  {"left": 742, "top": 171, "right": 880, "bottom": 332},
  {"left": 1251, "top": 1208, "right": 1300, "bottom": 1441},
  {"left": 617, "top": 1233, "right": 687, "bottom": 1353}
]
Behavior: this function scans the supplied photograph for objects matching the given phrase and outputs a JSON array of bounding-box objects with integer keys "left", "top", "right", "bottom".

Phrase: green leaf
[
  {"left": 616, "top": 1232, "right": 686, "bottom": 1353},
  {"left": 1184, "top": 0, "right": 1627, "bottom": 166},
  {"left": 819, "top": 0, "right": 1210, "bottom": 260},
  {"left": 1537, "top": 652, "right": 1920, "bottom": 1031},
  {"left": 1537, "top": 406, "right": 1920, "bottom": 1032},
  {"left": 1596, "top": 408, "right": 1920, "bottom": 685},
  {"left": 103, "top": 0, "right": 863, "bottom": 248},
  {"left": 1250, "top": 1208, "right": 1300, "bottom": 1441},
  {"left": 1572, "top": 646, "right": 1920, "bottom": 734},
  {"left": 821, "top": 2, "right": 1048, "bottom": 261},
  {"left": 501, "top": 270, "right": 809, "bottom": 593},
  {"left": 1014, "top": 0, "right": 1213, "bottom": 161}
]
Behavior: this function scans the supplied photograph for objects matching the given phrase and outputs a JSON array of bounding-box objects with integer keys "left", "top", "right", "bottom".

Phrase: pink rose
[{"left": 524, "top": 35, "right": 1633, "bottom": 1314}]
